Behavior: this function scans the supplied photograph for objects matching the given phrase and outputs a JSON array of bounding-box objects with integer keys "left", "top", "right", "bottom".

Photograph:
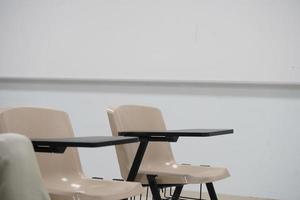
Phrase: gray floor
[
  {"left": 137, "top": 189, "right": 274, "bottom": 200},
  {"left": 181, "top": 191, "right": 274, "bottom": 200}
]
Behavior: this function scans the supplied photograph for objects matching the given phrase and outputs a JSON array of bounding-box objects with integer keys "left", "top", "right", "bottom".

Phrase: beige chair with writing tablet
[
  {"left": 107, "top": 105, "right": 230, "bottom": 200},
  {"left": 0, "top": 107, "right": 143, "bottom": 200},
  {"left": 0, "top": 133, "right": 50, "bottom": 200}
]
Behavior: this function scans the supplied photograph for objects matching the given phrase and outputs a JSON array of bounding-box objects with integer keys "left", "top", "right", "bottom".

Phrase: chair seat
[
  {"left": 136, "top": 163, "right": 230, "bottom": 185},
  {"left": 46, "top": 177, "right": 143, "bottom": 200}
]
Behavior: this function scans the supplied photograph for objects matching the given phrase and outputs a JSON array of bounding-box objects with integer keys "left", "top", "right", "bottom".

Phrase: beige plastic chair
[
  {"left": 0, "top": 107, "right": 143, "bottom": 200},
  {"left": 107, "top": 105, "right": 230, "bottom": 199},
  {"left": 0, "top": 133, "right": 51, "bottom": 200}
]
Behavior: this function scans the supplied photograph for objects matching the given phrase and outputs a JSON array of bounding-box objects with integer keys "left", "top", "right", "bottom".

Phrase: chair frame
[
  {"left": 0, "top": 107, "right": 143, "bottom": 200},
  {"left": 107, "top": 105, "right": 232, "bottom": 200},
  {"left": 126, "top": 136, "right": 218, "bottom": 200}
]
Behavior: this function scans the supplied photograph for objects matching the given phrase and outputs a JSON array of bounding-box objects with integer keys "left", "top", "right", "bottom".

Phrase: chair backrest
[
  {"left": 107, "top": 105, "right": 176, "bottom": 180},
  {"left": 0, "top": 107, "right": 84, "bottom": 181},
  {"left": 0, "top": 133, "right": 50, "bottom": 200}
]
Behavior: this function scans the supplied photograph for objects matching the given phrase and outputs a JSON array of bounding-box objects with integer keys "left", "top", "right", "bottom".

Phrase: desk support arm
[{"left": 127, "top": 138, "right": 149, "bottom": 181}]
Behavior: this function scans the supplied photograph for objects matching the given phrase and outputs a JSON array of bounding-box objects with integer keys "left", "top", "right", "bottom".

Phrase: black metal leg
[
  {"left": 127, "top": 139, "right": 149, "bottom": 181},
  {"left": 126, "top": 138, "right": 185, "bottom": 200},
  {"left": 199, "top": 183, "right": 202, "bottom": 200},
  {"left": 124, "top": 140, "right": 148, "bottom": 200},
  {"left": 171, "top": 185, "right": 183, "bottom": 200},
  {"left": 147, "top": 175, "right": 162, "bottom": 200},
  {"left": 206, "top": 182, "right": 218, "bottom": 200}
]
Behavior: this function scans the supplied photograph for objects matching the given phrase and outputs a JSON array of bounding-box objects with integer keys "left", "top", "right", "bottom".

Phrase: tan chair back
[
  {"left": 107, "top": 105, "right": 176, "bottom": 180},
  {"left": 0, "top": 107, "right": 84, "bottom": 182}
]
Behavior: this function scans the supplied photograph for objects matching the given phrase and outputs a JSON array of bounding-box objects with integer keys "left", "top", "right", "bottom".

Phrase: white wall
[
  {"left": 1, "top": 0, "right": 300, "bottom": 83},
  {"left": 1, "top": 0, "right": 300, "bottom": 199},
  {"left": 0, "top": 79, "right": 299, "bottom": 200}
]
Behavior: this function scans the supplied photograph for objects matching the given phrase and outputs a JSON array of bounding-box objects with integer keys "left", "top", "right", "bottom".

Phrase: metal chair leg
[
  {"left": 206, "top": 182, "right": 218, "bottom": 200},
  {"left": 171, "top": 185, "right": 183, "bottom": 200},
  {"left": 147, "top": 175, "right": 162, "bottom": 200},
  {"left": 146, "top": 186, "right": 149, "bottom": 200},
  {"left": 199, "top": 183, "right": 202, "bottom": 200}
]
